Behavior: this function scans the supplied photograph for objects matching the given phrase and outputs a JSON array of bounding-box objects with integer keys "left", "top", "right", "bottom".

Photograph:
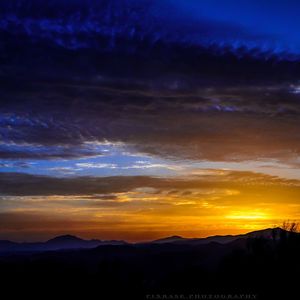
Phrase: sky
[{"left": 1, "top": 0, "right": 300, "bottom": 242}]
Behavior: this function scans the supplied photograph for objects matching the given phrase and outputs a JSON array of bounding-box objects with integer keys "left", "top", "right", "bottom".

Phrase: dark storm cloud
[
  {"left": 0, "top": 0, "right": 279, "bottom": 53},
  {"left": 1, "top": 0, "right": 300, "bottom": 163},
  {"left": 0, "top": 0, "right": 269, "bottom": 47},
  {"left": 0, "top": 173, "right": 161, "bottom": 196},
  {"left": 1, "top": 81, "right": 300, "bottom": 163},
  {"left": 1, "top": 0, "right": 300, "bottom": 85},
  {"left": 0, "top": 171, "right": 299, "bottom": 197}
]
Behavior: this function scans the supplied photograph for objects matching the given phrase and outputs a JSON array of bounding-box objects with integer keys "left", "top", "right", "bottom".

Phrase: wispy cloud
[
  {"left": 76, "top": 163, "right": 118, "bottom": 169},
  {"left": 1, "top": 170, "right": 299, "bottom": 197}
]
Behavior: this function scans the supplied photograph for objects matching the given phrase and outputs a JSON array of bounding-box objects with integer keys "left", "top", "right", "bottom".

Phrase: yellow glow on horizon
[{"left": 226, "top": 211, "right": 269, "bottom": 220}]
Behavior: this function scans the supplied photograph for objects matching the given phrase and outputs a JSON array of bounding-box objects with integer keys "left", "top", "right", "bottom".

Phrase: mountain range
[
  {"left": 150, "top": 227, "right": 284, "bottom": 245},
  {"left": 0, "top": 227, "right": 288, "bottom": 253},
  {"left": 0, "top": 227, "right": 299, "bottom": 299},
  {"left": 0, "top": 234, "right": 127, "bottom": 252}
]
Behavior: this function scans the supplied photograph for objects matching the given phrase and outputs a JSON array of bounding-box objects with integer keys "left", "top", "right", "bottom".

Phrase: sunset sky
[{"left": 1, "top": 0, "right": 300, "bottom": 242}]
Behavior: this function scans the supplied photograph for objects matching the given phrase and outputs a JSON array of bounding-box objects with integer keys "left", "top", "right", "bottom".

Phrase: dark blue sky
[
  {"left": 1, "top": 0, "right": 300, "bottom": 55},
  {"left": 159, "top": 0, "right": 300, "bottom": 53}
]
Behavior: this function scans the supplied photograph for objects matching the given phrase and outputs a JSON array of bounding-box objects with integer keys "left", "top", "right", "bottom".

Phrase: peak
[
  {"left": 169, "top": 235, "right": 183, "bottom": 239},
  {"left": 159, "top": 235, "right": 184, "bottom": 240},
  {"left": 243, "top": 227, "right": 289, "bottom": 240},
  {"left": 152, "top": 235, "right": 185, "bottom": 243},
  {"left": 271, "top": 227, "right": 285, "bottom": 232},
  {"left": 250, "top": 227, "right": 285, "bottom": 234},
  {"left": 47, "top": 235, "right": 83, "bottom": 242}
]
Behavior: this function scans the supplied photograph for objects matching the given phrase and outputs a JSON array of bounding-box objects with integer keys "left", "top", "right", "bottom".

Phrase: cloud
[
  {"left": 121, "top": 163, "right": 182, "bottom": 170},
  {"left": 76, "top": 163, "right": 117, "bottom": 169},
  {"left": 0, "top": 161, "right": 32, "bottom": 168},
  {"left": 0, "top": 0, "right": 287, "bottom": 54},
  {"left": 0, "top": 173, "right": 160, "bottom": 196},
  {"left": 1, "top": 83, "right": 300, "bottom": 164},
  {"left": 1, "top": 0, "right": 300, "bottom": 91},
  {"left": 0, "top": 170, "right": 299, "bottom": 197},
  {"left": 1, "top": 2, "right": 300, "bottom": 165}
]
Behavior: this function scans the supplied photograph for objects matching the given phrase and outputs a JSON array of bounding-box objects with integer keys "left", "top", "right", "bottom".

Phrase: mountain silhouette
[
  {"left": 151, "top": 235, "right": 185, "bottom": 244},
  {"left": 0, "top": 235, "right": 127, "bottom": 252},
  {"left": 0, "top": 227, "right": 289, "bottom": 253},
  {"left": 149, "top": 227, "right": 286, "bottom": 245}
]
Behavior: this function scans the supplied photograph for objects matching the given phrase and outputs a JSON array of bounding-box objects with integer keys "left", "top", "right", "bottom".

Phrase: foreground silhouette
[{"left": 1, "top": 227, "right": 299, "bottom": 299}]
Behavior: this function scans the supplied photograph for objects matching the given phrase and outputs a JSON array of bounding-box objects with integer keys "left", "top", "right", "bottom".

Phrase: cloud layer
[
  {"left": 1, "top": 170, "right": 299, "bottom": 196},
  {"left": 1, "top": 83, "right": 300, "bottom": 164}
]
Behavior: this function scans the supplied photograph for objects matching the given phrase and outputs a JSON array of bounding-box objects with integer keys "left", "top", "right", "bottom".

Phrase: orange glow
[{"left": 1, "top": 169, "right": 300, "bottom": 241}]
